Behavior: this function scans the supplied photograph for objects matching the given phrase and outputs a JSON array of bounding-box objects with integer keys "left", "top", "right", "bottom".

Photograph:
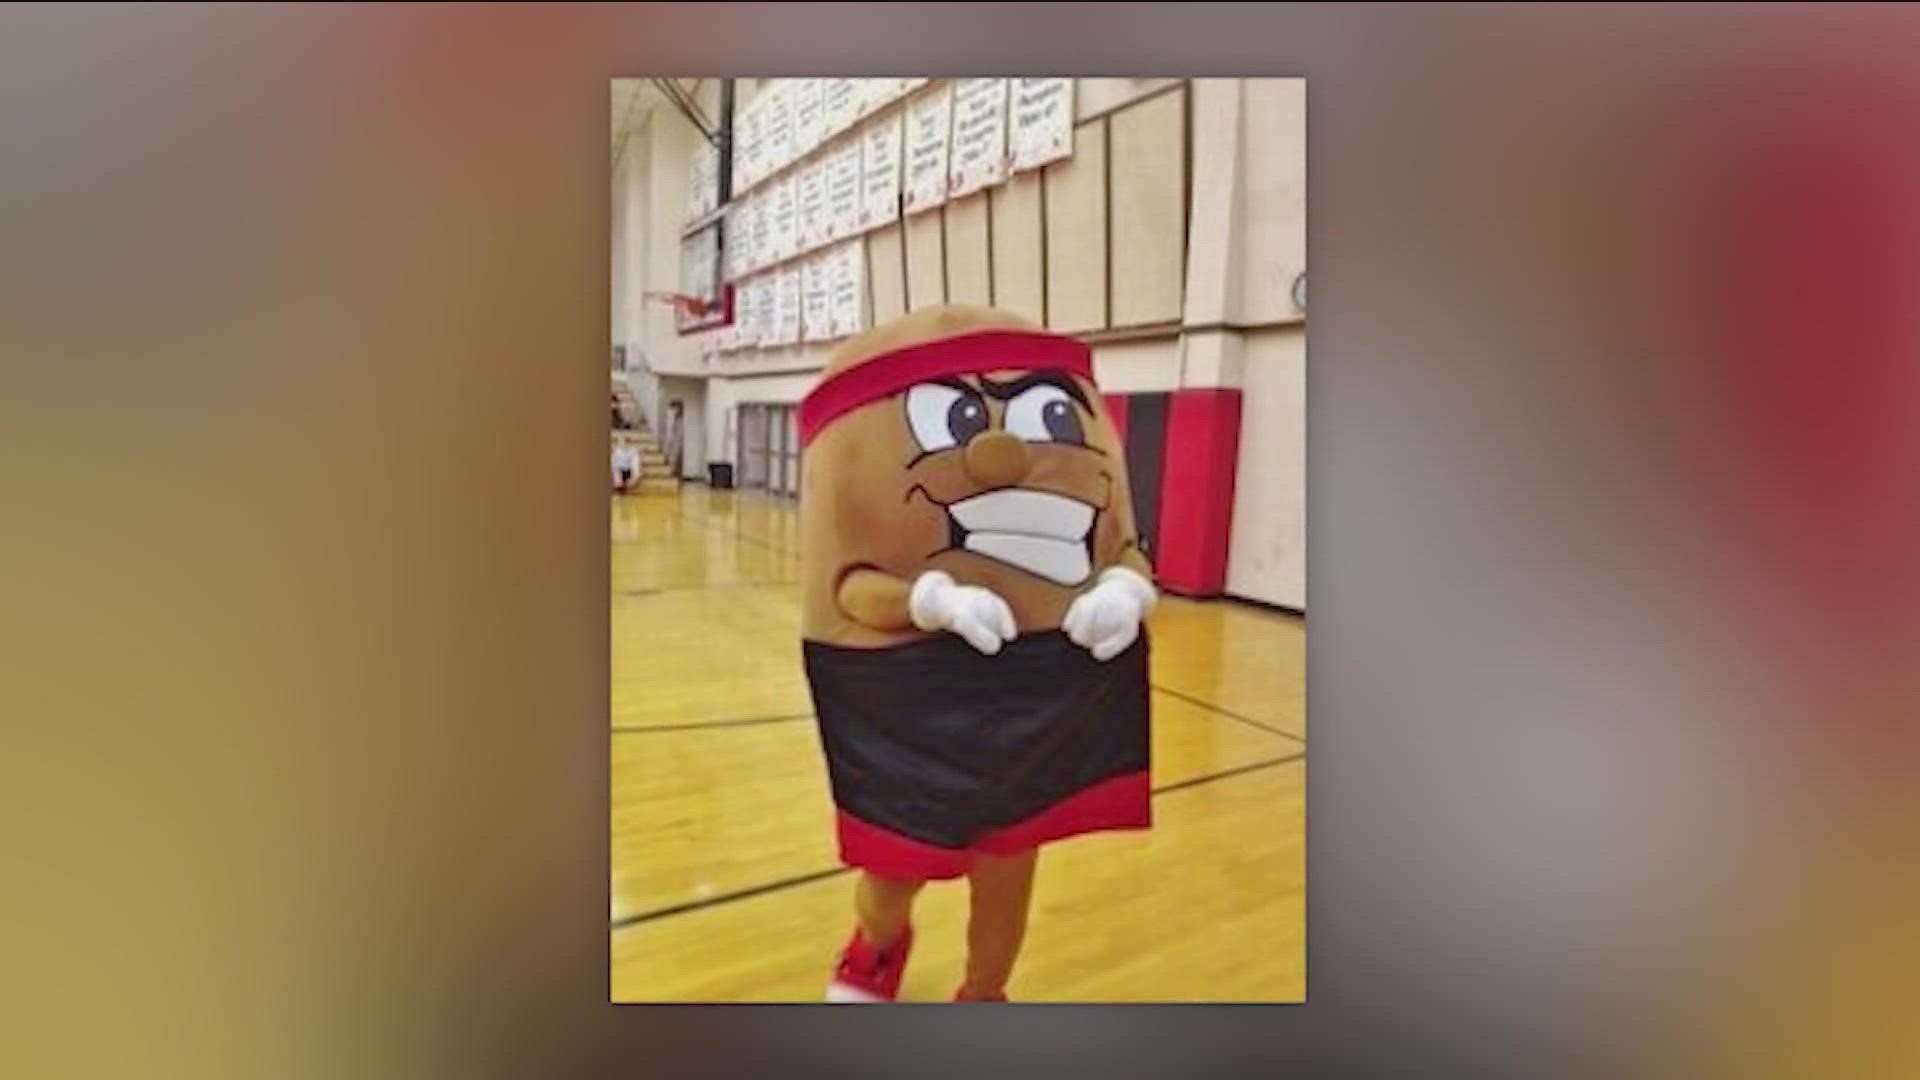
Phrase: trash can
[{"left": 708, "top": 462, "right": 735, "bottom": 489}]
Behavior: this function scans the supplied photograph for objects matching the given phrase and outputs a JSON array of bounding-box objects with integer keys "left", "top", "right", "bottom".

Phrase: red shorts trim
[{"left": 835, "top": 770, "right": 1152, "bottom": 880}]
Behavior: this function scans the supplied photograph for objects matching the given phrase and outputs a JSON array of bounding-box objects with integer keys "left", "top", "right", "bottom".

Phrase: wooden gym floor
[{"left": 611, "top": 486, "right": 1305, "bottom": 1002}]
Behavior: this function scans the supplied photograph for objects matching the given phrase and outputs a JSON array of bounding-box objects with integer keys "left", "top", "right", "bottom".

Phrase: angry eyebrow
[
  {"left": 927, "top": 376, "right": 980, "bottom": 395},
  {"left": 973, "top": 370, "right": 1092, "bottom": 410}
]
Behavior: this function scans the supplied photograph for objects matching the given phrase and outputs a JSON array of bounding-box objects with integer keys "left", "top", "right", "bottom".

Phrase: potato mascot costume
[{"left": 799, "top": 305, "right": 1158, "bottom": 882}]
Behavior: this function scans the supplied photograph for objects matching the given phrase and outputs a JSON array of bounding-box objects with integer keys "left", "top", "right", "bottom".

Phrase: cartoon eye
[
  {"left": 905, "top": 382, "right": 989, "bottom": 453},
  {"left": 1003, "top": 384, "right": 1085, "bottom": 445}
]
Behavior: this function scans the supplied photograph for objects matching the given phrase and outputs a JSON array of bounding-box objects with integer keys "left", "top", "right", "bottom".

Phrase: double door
[{"left": 736, "top": 404, "right": 800, "bottom": 497}]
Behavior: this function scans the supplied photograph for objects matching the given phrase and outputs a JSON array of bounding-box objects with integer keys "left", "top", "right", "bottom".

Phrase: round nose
[{"left": 963, "top": 430, "right": 1031, "bottom": 488}]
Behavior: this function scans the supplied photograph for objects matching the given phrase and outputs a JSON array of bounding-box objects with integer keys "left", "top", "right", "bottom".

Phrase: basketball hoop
[
  {"left": 659, "top": 216, "right": 733, "bottom": 336},
  {"left": 646, "top": 282, "right": 735, "bottom": 336},
  {"left": 645, "top": 291, "right": 721, "bottom": 319}
]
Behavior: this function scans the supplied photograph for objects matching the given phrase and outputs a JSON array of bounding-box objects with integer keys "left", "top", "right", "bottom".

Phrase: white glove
[
  {"left": 910, "top": 570, "right": 1018, "bottom": 655},
  {"left": 1062, "top": 566, "right": 1157, "bottom": 662}
]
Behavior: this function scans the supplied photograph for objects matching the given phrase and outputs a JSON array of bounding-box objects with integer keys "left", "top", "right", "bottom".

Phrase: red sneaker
[
  {"left": 825, "top": 925, "right": 913, "bottom": 1003},
  {"left": 953, "top": 985, "right": 1009, "bottom": 1002}
]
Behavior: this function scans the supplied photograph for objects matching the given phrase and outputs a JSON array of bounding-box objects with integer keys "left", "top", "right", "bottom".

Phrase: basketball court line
[
  {"left": 610, "top": 712, "right": 813, "bottom": 735},
  {"left": 609, "top": 749, "right": 1305, "bottom": 932},
  {"left": 1147, "top": 684, "right": 1305, "bottom": 745}
]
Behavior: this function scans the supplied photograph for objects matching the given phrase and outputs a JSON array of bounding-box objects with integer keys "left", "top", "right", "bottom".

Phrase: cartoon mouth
[{"left": 944, "top": 488, "right": 1096, "bottom": 586}]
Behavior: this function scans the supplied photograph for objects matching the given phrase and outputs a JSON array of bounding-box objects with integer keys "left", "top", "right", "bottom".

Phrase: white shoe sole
[{"left": 824, "top": 981, "right": 888, "bottom": 1003}]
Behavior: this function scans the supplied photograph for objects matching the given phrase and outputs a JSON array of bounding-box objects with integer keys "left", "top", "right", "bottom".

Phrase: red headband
[{"left": 799, "top": 330, "right": 1095, "bottom": 447}]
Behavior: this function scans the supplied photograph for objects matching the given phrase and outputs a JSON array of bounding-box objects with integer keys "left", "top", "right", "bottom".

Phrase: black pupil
[
  {"left": 1043, "top": 398, "right": 1084, "bottom": 443},
  {"left": 947, "top": 395, "right": 989, "bottom": 443}
]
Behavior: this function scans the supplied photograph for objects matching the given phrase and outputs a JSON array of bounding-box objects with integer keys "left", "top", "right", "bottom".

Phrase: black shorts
[{"left": 803, "top": 629, "right": 1151, "bottom": 878}]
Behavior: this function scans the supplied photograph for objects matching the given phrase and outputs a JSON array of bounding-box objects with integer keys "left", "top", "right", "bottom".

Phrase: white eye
[
  {"left": 904, "top": 383, "right": 989, "bottom": 453},
  {"left": 1003, "top": 384, "right": 1086, "bottom": 444}
]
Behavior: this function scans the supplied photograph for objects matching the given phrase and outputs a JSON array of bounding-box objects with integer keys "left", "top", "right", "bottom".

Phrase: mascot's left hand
[{"left": 1062, "top": 566, "right": 1157, "bottom": 662}]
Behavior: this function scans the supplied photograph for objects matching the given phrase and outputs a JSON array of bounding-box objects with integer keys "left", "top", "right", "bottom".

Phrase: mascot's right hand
[{"left": 909, "top": 570, "right": 1017, "bottom": 656}]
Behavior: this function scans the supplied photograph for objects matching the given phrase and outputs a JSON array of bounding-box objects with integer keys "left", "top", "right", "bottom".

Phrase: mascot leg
[
  {"left": 956, "top": 848, "right": 1038, "bottom": 1002},
  {"left": 856, "top": 871, "right": 923, "bottom": 950}
]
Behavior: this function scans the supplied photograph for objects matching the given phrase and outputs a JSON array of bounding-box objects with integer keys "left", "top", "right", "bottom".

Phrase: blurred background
[{"left": 1, "top": 2, "right": 1916, "bottom": 1076}]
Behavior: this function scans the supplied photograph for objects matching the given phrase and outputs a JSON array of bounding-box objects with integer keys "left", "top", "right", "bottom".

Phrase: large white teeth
[
  {"left": 964, "top": 533, "right": 1091, "bottom": 585},
  {"left": 947, "top": 489, "right": 1094, "bottom": 541},
  {"left": 947, "top": 488, "right": 1095, "bottom": 585}
]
